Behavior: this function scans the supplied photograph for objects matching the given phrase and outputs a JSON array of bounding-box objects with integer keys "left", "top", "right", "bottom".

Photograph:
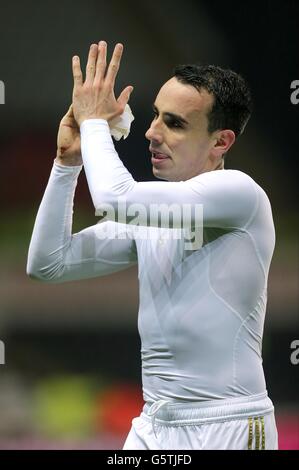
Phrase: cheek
[
  {"left": 170, "top": 136, "right": 190, "bottom": 158},
  {"left": 169, "top": 131, "right": 210, "bottom": 159},
  {"left": 173, "top": 138, "right": 200, "bottom": 163},
  {"left": 172, "top": 138, "right": 211, "bottom": 173},
  {"left": 190, "top": 136, "right": 211, "bottom": 160}
]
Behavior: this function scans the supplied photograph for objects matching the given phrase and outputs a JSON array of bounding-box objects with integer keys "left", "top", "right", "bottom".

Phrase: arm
[
  {"left": 26, "top": 163, "right": 137, "bottom": 283},
  {"left": 27, "top": 106, "right": 137, "bottom": 284}
]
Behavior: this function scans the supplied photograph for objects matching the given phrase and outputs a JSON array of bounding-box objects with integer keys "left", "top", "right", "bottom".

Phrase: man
[{"left": 27, "top": 41, "right": 278, "bottom": 449}]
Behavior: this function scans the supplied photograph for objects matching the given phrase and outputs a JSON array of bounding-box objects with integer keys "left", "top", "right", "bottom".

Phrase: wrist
[
  {"left": 55, "top": 152, "right": 83, "bottom": 167},
  {"left": 78, "top": 116, "right": 108, "bottom": 126}
]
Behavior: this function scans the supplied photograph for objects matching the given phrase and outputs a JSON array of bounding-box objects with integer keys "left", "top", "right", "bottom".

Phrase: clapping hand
[{"left": 72, "top": 41, "right": 133, "bottom": 126}]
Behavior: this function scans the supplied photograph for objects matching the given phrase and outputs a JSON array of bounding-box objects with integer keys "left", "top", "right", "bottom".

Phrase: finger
[
  {"left": 117, "top": 86, "right": 134, "bottom": 111},
  {"left": 105, "top": 43, "right": 123, "bottom": 88},
  {"left": 85, "top": 44, "right": 98, "bottom": 86},
  {"left": 94, "top": 40, "right": 107, "bottom": 84},
  {"left": 72, "top": 56, "right": 83, "bottom": 89}
]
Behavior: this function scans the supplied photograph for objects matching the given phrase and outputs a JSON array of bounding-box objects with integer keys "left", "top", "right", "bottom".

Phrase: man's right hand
[{"left": 55, "top": 104, "right": 82, "bottom": 166}]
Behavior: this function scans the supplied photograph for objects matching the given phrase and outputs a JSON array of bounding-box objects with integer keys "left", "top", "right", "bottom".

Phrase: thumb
[
  {"left": 117, "top": 86, "right": 134, "bottom": 109},
  {"left": 67, "top": 104, "right": 74, "bottom": 117},
  {"left": 62, "top": 104, "right": 74, "bottom": 120}
]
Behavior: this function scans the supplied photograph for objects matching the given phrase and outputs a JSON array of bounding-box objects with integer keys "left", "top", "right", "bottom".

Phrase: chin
[{"left": 152, "top": 167, "right": 171, "bottom": 181}]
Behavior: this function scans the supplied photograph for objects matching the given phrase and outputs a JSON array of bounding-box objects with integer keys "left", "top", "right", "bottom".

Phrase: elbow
[
  {"left": 26, "top": 259, "right": 40, "bottom": 281},
  {"left": 26, "top": 266, "right": 38, "bottom": 280},
  {"left": 26, "top": 260, "right": 63, "bottom": 284},
  {"left": 26, "top": 265, "right": 50, "bottom": 283},
  {"left": 26, "top": 268, "right": 46, "bottom": 282}
]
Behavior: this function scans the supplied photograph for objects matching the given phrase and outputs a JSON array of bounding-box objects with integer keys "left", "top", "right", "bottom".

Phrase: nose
[{"left": 145, "top": 119, "right": 163, "bottom": 144}]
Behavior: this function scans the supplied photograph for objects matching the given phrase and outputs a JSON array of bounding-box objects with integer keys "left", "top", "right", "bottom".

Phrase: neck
[
  {"left": 203, "top": 156, "right": 224, "bottom": 173},
  {"left": 215, "top": 157, "right": 224, "bottom": 170}
]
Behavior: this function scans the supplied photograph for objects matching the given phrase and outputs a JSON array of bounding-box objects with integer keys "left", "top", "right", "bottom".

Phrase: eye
[{"left": 166, "top": 119, "right": 182, "bottom": 129}]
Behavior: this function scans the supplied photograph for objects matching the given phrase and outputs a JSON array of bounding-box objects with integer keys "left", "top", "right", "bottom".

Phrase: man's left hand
[{"left": 72, "top": 41, "right": 133, "bottom": 126}]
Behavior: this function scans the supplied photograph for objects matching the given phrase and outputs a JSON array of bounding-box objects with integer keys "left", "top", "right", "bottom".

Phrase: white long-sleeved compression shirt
[{"left": 27, "top": 119, "right": 276, "bottom": 404}]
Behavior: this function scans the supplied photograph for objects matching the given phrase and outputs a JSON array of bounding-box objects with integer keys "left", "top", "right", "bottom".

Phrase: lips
[
  {"left": 151, "top": 155, "right": 170, "bottom": 166},
  {"left": 149, "top": 147, "right": 170, "bottom": 161},
  {"left": 149, "top": 147, "right": 171, "bottom": 167},
  {"left": 152, "top": 153, "right": 169, "bottom": 159}
]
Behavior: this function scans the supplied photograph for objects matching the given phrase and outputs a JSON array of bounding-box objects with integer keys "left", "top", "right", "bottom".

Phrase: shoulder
[
  {"left": 186, "top": 169, "right": 270, "bottom": 228},
  {"left": 224, "top": 170, "right": 272, "bottom": 208},
  {"left": 190, "top": 168, "right": 255, "bottom": 184},
  {"left": 187, "top": 169, "right": 259, "bottom": 198},
  {"left": 189, "top": 169, "right": 270, "bottom": 200}
]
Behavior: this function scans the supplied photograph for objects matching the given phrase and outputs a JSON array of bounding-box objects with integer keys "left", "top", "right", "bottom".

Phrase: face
[{"left": 145, "top": 77, "right": 219, "bottom": 181}]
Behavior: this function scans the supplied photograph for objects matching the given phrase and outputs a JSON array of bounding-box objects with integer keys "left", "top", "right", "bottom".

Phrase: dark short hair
[{"left": 174, "top": 64, "right": 253, "bottom": 137}]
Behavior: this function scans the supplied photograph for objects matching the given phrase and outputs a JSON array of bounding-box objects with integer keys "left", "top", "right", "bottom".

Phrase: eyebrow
[{"left": 152, "top": 103, "right": 189, "bottom": 126}]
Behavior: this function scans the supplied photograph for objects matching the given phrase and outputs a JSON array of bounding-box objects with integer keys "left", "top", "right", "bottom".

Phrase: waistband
[{"left": 142, "top": 392, "right": 274, "bottom": 432}]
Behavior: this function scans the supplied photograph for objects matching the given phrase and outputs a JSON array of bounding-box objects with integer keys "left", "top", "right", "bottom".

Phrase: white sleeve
[
  {"left": 80, "top": 120, "right": 258, "bottom": 230},
  {"left": 26, "top": 162, "right": 137, "bottom": 283}
]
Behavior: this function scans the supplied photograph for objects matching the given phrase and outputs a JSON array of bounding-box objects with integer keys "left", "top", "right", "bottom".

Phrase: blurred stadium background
[{"left": 0, "top": 0, "right": 298, "bottom": 449}]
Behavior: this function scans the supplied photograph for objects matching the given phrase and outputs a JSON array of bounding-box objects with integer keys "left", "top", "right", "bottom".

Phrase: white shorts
[{"left": 123, "top": 392, "right": 278, "bottom": 450}]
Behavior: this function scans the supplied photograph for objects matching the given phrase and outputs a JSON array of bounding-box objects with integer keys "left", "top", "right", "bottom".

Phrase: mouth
[{"left": 150, "top": 149, "right": 171, "bottom": 165}]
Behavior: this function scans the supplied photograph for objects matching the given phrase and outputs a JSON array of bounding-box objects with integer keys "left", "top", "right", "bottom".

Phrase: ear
[{"left": 211, "top": 129, "right": 236, "bottom": 159}]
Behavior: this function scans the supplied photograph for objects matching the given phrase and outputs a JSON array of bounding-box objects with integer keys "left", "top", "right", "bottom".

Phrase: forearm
[
  {"left": 26, "top": 162, "right": 82, "bottom": 281},
  {"left": 80, "top": 119, "right": 136, "bottom": 210}
]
